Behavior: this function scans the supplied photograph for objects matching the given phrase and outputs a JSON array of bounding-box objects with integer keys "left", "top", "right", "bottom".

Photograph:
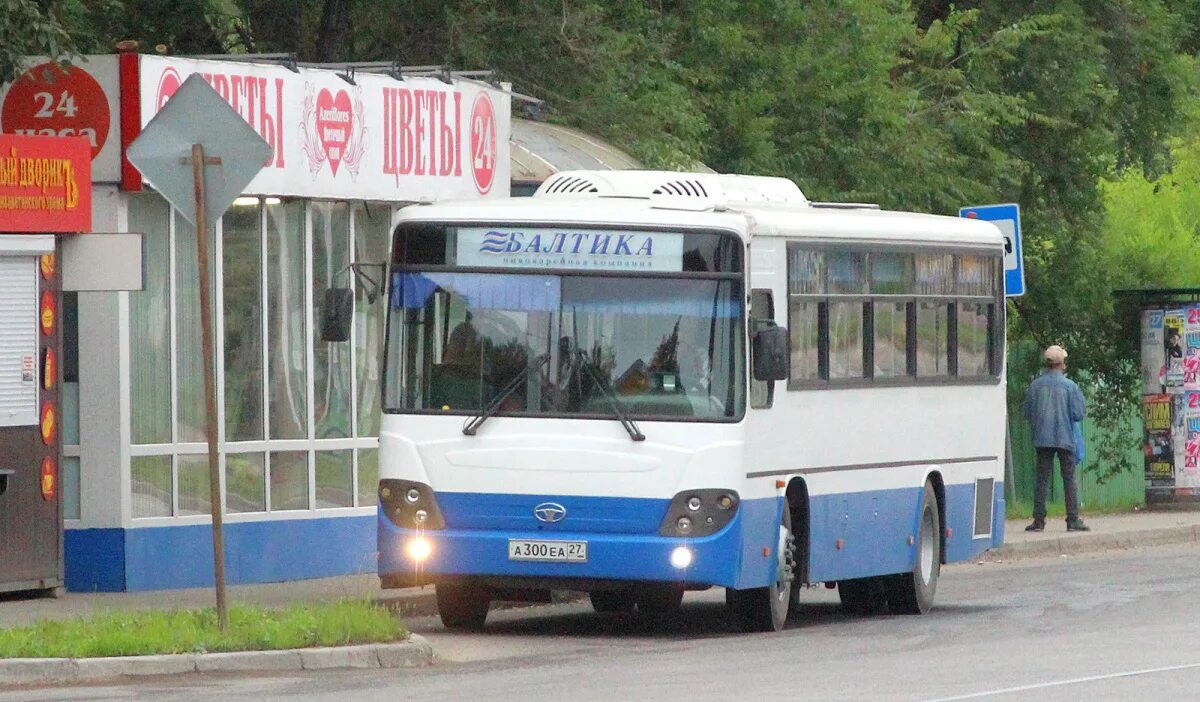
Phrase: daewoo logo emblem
[{"left": 533, "top": 502, "right": 567, "bottom": 523}]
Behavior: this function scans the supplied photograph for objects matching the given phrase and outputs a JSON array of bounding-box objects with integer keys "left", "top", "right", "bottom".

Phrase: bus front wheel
[
  {"left": 727, "top": 498, "right": 794, "bottom": 632},
  {"left": 886, "top": 481, "right": 941, "bottom": 614},
  {"left": 435, "top": 581, "right": 491, "bottom": 630}
]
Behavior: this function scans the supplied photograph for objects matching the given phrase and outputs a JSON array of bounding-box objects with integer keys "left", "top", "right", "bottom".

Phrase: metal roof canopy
[
  {"left": 511, "top": 118, "right": 642, "bottom": 183},
  {"left": 1113, "top": 288, "right": 1200, "bottom": 304},
  {"left": 510, "top": 119, "right": 716, "bottom": 185}
]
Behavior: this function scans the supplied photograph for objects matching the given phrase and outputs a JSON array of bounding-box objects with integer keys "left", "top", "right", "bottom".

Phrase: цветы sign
[
  {"left": 0, "top": 133, "right": 91, "bottom": 233},
  {"left": 137, "top": 55, "right": 510, "bottom": 202}
]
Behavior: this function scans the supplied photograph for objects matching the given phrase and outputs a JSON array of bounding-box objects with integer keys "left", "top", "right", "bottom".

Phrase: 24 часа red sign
[{"left": 0, "top": 133, "right": 92, "bottom": 233}]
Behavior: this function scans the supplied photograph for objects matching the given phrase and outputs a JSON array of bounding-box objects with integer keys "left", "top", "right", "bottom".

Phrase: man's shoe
[
  {"left": 1066, "top": 519, "right": 1090, "bottom": 532},
  {"left": 1024, "top": 520, "right": 1045, "bottom": 532}
]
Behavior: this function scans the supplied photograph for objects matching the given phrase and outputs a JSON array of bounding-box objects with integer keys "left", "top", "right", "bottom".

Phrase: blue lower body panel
[
  {"left": 380, "top": 481, "right": 1004, "bottom": 591},
  {"left": 806, "top": 482, "right": 1003, "bottom": 583}
]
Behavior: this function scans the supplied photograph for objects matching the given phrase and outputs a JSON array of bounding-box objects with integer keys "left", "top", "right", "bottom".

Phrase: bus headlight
[
  {"left": 406, "top": 537, "right": 432, "bottom": 561},
  {"left": 380, "top": 479, "right": 446, "bottom": 530},
  {"left": 670, "top": 547, "right": 693, "bottom": 569},
  {"left": 658, "top": 489, "right": 739, "bottom": 537}
]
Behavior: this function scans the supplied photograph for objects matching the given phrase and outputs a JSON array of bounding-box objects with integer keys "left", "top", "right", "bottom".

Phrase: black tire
[
  {"left": 886, "top": 481, "right": 941, "bottom": 614},
  {"left": 838, "top": 576, "right": 889, "bottom": 615},
  {"left": 590, "top": 590, "right": 636, "bottom": 614},
  {"left": 728, "top": 499, "right": 795, "bottom": 632},
  {"left": 436, "top": 581, "right": 491, "bottom": 630},
  {"left": 635, "top": 585, "right": 684, "bottom": 618}
]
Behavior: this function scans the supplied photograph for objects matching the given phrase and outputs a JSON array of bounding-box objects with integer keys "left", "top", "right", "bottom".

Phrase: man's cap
[{"left": 1044, "top": 345, "right": 1068, "bottom": 364}]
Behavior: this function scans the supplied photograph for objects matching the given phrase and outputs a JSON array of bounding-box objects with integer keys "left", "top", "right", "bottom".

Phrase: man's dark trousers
[{"left": 1033, "top": 447, "right": 1079, "bottom": 521}]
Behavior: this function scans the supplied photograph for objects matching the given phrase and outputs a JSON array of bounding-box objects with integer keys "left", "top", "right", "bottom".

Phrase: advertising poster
[
  {"left": 1143, "top": 394, "right": 1175, "bottom": 486},
  {"left": 1179, "top": 391, "right": 1200, "bottom": 489},
  {"left": 1164, "top": 309, "right": 1186, "bottom": 390},
  {"left": 1141, "top": 308, "right": 1165, "bottom": 391},
  {"left": 1185, "top": 306, "right": 1200, "bottom": 390}
]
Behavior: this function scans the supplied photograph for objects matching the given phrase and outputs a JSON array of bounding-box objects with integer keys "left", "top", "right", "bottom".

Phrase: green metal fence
[{"left": 1007, "top": 409, "right": 1145, "bottom": 514}]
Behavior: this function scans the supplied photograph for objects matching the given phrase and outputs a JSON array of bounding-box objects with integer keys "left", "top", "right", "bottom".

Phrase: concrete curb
[
  {"left": 983, "top": 524, "right": 1200, "bottom": 562},
  {"left": 0, "top": 635, "right": 433, "bottom": 688}
]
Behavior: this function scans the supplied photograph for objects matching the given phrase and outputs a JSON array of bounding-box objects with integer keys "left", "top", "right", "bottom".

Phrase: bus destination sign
[{"left": 457, "top": 227, "right": 683, "bottom": 271}]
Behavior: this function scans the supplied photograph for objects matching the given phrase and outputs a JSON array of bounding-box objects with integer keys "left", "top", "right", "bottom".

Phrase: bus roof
[{"left": 402, "top": 170, "right": 1004, "bottom": 250}]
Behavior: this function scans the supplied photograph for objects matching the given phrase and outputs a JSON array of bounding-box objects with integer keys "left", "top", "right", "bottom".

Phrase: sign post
[
  {"left": 127, "top": 74, "right": 272, "bottom": 630},
  {"left": 961, "top": 203, "right": 1025, "bottom": 506}
]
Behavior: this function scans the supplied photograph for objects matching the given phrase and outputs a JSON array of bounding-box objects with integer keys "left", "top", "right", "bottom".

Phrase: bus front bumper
[{"left": 376, "top": 509, "right": 768, "bottom": 590}]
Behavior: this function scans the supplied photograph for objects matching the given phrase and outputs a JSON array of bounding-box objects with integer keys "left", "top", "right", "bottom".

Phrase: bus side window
[{"left": 750, "top": 289, "right": 775, "bottom": 409}]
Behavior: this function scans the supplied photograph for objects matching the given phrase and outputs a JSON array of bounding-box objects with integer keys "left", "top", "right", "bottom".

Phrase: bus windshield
[{"left": 383, "top": 271, "right": 744, "bottom": 421}]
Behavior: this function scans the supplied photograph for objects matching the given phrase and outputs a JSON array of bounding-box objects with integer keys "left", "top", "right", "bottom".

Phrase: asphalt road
[{"left": 7, "top": 543, "right": 1200, "bottom": 701}]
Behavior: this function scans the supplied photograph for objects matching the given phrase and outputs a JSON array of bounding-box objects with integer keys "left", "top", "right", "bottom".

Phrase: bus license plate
[{"left": 508, "top": 539, "right": 588, "bottom": 563}]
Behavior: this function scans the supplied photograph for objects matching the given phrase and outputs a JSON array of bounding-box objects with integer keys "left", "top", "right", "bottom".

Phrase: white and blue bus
[{"left": 333, "top": 170, "right": 1007, "bottom": 632}]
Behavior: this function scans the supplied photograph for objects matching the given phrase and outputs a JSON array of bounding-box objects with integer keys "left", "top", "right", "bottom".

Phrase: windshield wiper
[
  {"left": 573, "top": 351, "right": 646, "bottom": 442},
  {"left": 462, "top": 354, "right": 550, "bottom": 436}
]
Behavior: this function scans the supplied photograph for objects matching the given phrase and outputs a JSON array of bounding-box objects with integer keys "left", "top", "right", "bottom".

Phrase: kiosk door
[{"left": 0, "top": 237, "right": 63, "bottom": 594}]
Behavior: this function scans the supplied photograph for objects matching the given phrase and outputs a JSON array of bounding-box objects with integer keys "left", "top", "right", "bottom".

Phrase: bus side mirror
[
  {"left": 320, "top": 288, "right": 354, "bottom": 342},
  {"left": 752, "top": 325, "right": 789, "bottom": 382}
]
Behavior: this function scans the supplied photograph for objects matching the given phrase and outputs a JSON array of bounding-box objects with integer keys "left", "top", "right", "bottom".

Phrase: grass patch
[{"left": 0, "top": 599, "right": 407, "bottom": 659}]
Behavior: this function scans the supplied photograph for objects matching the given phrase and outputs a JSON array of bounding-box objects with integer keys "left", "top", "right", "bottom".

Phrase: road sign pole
[
  {"left": 191, "top": 142, "right": 228, "bottom": 631},
  {"left": 127, "top": 76, "right": 271, "bottom": 630}
]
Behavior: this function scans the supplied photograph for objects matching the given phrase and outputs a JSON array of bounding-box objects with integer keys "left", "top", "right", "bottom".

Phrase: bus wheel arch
[
  {"left": 785, "top": 478, "right": 810, "bottom": 586},
  {"left": 886, "top": 479, "right": 942, "bottom": 614},
  {"left": 926, "top": 471, "right": 947, "bottom": 565}
]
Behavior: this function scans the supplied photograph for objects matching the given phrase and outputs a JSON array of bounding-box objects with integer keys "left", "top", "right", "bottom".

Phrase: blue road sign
[{"left": 959, "top": 203, "right": 1024, "bottom": 297}]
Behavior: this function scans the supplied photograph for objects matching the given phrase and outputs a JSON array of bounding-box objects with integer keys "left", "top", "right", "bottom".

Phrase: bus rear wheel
[
  {"left": 727, "top": 499, "right": 794, "bottom": 632},
  {"left": 886, "top": 481, "right": 941, "bottom": 614},
  {"left": 435, "top": 581, "right": 491, "bottom": 630}
]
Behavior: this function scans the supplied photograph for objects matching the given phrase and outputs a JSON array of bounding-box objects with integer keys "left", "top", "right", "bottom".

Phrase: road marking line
[{"left": 925, "top": 662, "right": 1200, "bottom": 701}]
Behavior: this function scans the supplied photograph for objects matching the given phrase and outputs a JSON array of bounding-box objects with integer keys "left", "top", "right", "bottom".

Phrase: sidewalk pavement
[
  {"left": 4, "top": 510, "right": 1200, "bottom": 630},
  {"left": 984, "top": 508, "right": 1200, "bottom": 562}
]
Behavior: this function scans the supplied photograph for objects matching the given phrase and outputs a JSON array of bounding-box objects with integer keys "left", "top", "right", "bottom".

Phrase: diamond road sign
[
  {"left": 960, "top": 203, "right": 1024, "bottom": 297},
  {"left": 126, "top": 74, "right": 272, "bottom": 225}
]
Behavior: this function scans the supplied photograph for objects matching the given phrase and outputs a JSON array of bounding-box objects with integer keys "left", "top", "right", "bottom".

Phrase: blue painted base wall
[{"left": 65, "top": 515, "right": 375, "bottom": 592}]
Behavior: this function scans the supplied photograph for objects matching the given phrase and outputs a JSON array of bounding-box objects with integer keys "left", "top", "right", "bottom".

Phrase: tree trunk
[{"left": 315, "top": 0, "right": 351, "bottom": 62}]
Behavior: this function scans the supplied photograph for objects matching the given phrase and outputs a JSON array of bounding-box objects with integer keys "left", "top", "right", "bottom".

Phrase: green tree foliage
[
  {"left": 0, "top": 0, "right": 73, "bottom": 84},
  {"left": 23, "top": 0, "right": 1200, "bottom": 480}
]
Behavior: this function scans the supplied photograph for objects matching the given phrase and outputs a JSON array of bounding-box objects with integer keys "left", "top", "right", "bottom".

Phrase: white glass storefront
[{"left": 126, "top": 193, "right": 392, "bottom": 519}]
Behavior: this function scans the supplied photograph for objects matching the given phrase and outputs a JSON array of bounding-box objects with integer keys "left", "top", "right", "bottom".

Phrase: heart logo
[{"left": 315, "top": 88, "right": 353, "bottom": 176}]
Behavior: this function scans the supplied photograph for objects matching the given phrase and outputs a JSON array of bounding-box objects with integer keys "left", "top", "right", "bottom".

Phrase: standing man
[{"left": 1024, "top": 345, "right": 1089, "bottom": 532}]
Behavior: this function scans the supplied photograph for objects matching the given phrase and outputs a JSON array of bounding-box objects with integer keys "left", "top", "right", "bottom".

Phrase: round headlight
[
  {"left": 717, "top": 494, "right": 734, "bottom": 510},
  {"left": 414, "top": 509, "right": 428, "bottom": 524},
  {"left": 676, "top": 516, "right": 693, "bottom": 534},
  {"left": 406, "top": 537, "right": 432, "bottom": 561},
  {"left": 686, "top": 496, "right": 702, "bottom": 511},
  {"left": 670, "top": 546, "right": 693, "bottom": 569},
  {"left": 405, "top": 488, "right": 421, "bottom": 504},
  {"left": 380, "top": 487, "right": 392, "bottom": 499}
]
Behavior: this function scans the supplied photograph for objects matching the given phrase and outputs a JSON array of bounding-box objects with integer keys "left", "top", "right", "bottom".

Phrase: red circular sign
[
  {"left": 470, "top": 93, "right": 497, "bottom": 195},
  {"left": 40, "top": 403, "right": 56, "bottom": 446},
  {"left": 1, "top": 62, "right": 110, "bottom": 159},
  {"left": 40, "top": 291, "right": 55, "bottom": 335},
  {"left": 155, "top": 67, "right": 183, "bottom": 112},
  {"left": 43, "top": 347, "right": 56, "bottom": 390},
  {"left": 40, "top": 253, "right": 56, "bottom": 280},
  {"left": 41, "top": 457, "right": 56, "bottom": 501}
]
